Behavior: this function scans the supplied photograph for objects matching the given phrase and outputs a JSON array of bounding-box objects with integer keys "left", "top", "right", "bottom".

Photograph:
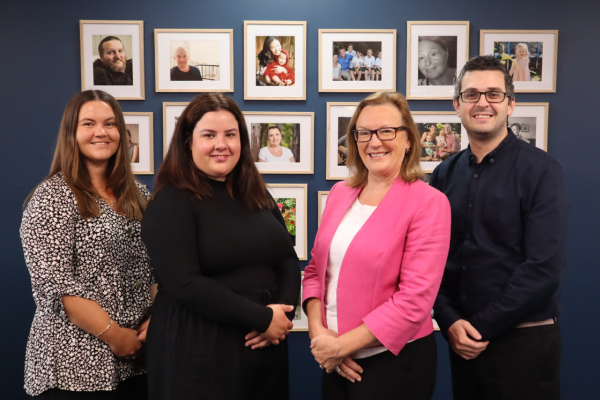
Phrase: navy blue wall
[{"left": 1, "top": 0, "right": 599, "bottom": 398}]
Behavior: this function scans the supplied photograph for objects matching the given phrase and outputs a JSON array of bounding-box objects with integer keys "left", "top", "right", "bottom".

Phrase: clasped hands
[
  {"left": 310, "top": 329, "right": 364, "bottom": 383},
  {"left": 245, "top": 304, "right": 294, "bottom": 350},
  {"left": 448, "top": 319, "right": 489, "bottom": 360}
]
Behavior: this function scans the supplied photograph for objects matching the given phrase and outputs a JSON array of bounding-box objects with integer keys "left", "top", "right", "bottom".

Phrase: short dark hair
[
  {"left": 98, "top": 36, "right": 123, "bottom": 55},
  {"left": 338, "top": 45, "right": 347, "bottom": 51},
  {"left": 154, "top": 93, "right": 273, "bottom": 210},
  {"left": 454, "top": 55, "right": 514, "bottom": 100}
]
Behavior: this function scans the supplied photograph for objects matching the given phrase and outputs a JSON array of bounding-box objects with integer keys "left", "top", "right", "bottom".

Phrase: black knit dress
[{"left": 141, "top": 181, "right": 300, "bottom": 400}]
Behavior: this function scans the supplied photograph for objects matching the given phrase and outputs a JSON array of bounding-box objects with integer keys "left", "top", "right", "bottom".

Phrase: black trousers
[
  {"left": 32, "top": 375, "right": 148, "bottom": 400},
  {"left": 322, "top": 333, "right": 437, "bottom": 400},
  {"left": 449, "top": 324, "right": 561, "bottom": 400}
]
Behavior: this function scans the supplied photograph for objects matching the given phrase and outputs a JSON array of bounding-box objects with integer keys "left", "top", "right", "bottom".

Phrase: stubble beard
[
  {"left": 103, "top": 56, "right": 126, "bottom": 73},
  {"left": 110, "top": 59, "right": 126, "bottom": 73},
  {"left": 468, "top": 118, "right": 508, "bottom": 144}
]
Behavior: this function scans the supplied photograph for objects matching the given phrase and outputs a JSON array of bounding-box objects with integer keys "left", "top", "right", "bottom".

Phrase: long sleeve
[
  {"left": 264, "top": 61, "right": 279, "bottom": 80},
  {"left": 362, "top": 189, "right": 451, "bottom": 355},
  {"left": 430, "top": 169, "right": 464, "bottom": 336},
  {"left": 467, "top": 162, "right": 567, "bottom": 340},
  {"left": 142, "top": 185, "right": 274, "bottom": 333}
]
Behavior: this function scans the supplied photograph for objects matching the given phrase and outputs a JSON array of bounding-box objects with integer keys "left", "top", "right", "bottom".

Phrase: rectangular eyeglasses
[
  {"left": 353, "top": 126, "right": 407, "bottom": 142},
  {"left": 459, "top": 91, "right": 509, "bottom": 103}
]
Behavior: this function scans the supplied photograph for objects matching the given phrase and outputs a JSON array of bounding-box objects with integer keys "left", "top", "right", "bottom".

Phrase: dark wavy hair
[
  {"left": 257, "top": 36, "right": 279, "bottom": 68},
  {"left": 154, "top": 93, "right": 273, "bottom": 210},
  {"left": 24, "top": 90, "right": 146, "bottom": 220}
]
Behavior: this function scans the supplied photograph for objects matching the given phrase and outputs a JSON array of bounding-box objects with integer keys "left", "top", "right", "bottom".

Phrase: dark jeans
[
  {"left": 32, "top": 375, "right": 148, "bottom": 400},
  {"left": 449, "top": 324, "right": 561, "bottom": 400},
  {"left": 322, "top": 333, "right": 437, "bottom": 400}
]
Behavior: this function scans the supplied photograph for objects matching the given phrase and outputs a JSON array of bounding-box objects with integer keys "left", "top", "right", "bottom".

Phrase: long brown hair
[
  {"left": 24, "top": 90, "right": 146, "bottom": 220},
  {"left": 346, "top": 92, "right": 424, "bottom": 188},
  {"left": 154, "top": 93, "right": 272, "bottom": 210}
]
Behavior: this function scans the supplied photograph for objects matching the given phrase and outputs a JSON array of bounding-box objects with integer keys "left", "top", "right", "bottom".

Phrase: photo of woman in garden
[{"left": 252, "top": 123, "right": 300, "bottom": 163}]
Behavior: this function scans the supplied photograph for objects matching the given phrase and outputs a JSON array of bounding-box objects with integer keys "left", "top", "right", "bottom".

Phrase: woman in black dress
[{"left": 142, "top": 93, "right": 300, "bottom": 400}]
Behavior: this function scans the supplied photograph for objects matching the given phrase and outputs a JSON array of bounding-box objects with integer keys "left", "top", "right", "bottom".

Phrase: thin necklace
[{"left": 99, "top": 195, "right": 114, "bottom": 208}]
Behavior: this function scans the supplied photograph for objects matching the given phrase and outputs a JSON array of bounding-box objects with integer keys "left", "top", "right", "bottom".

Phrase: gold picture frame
[
  {"left": 154, "top": 29, "right": 234, "bottom": 93},
  {"left": 244, "top": 21, "right": 307, "bottom": 101},
  {"left": 244, "top": 111, "right": 314, "bottom": 174},
  {"left": 267, "top": 184, "right": 308, "bottom": 261},
  {"left": 480, "top": 30, "right": 558, "bottom": 93},
  {"left": 318, "top": 29, "right": 396, "bottom": 93},
  {"left": 80, "top": 20, "right": 145, "bottom": 100},
  {"left": 406, "top": 21, "right": 470, "bottom": 100},
  {"left": 326, "top": 102, "right": 358, "bottom": 180},
  {"left": 162, "top": 102, "right": 189, "bottom": 157},
  {"left": 123, "top": 112, "right": 154, "bottom": 175}
]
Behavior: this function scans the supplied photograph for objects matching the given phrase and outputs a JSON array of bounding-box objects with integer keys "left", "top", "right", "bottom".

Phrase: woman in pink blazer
[{"left": 303, "top": 92, "right": 451, "bottom": 399}]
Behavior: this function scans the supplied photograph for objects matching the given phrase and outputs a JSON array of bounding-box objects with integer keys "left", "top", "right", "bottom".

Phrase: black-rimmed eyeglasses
[
  {"left": 458, "top": 91, "right": 510, "bottom": 103},
  {"left": 353, "top": 126, "right": 407, "bottom": 142}
]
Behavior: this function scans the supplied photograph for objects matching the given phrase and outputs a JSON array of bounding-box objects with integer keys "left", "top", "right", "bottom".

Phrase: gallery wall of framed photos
[{"left": 3, "top": 1, "right": 598, "bottom": 400}]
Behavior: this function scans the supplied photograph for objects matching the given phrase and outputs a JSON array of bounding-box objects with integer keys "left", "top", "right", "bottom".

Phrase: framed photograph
[
  {"left": 267, "top": 184, "right": 308, "bottom": 260},
  {"left": 292, "top": 272, "right": 308, "bottom": 332},
  {"left": 480, "top": 30, "right": 558, "bottom": 93},
  {"left": 406, "top": 21, "right": 469, "bottom": 100},
  {"left": 244, "top": 21, "right": 307, "bottom": 100},
  {"left": 123, "top": 112, "right": 154, "bottom": 175},
  {"left": 411, "top": 112, "right": 468, "bottom": 173},
  {"left": 509, "top": 102, "right": 549, "bottom": 150},
  {"left": 154, "top": 29, "right": 234, "bottom": 93},
  {"left": 318, "top": 29, "right": 396, "bottom": 92},
  {"left": 318, "top": 191, "right": 329, "bottom": 227},
  {"left": 326, "top": 102, "right": 358, "bottom": 180},
  {"left": 80, "top": 20, "right": 144, "bottom": 100},
  {"left": 244, "top": 112, "right": 314, "bottom": 174},
  {"left": 162, "top": 102, "right": 188, "bottom": 157}
]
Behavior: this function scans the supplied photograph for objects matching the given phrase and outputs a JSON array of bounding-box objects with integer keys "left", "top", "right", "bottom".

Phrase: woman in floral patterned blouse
[{"left": 20, "top": 90, "right": 156, "bottom": 399}]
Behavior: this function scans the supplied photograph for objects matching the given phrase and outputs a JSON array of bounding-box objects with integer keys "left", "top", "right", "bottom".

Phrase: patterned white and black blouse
[{"left": 20, "top": 173, "right": 154, "bottom": 396}]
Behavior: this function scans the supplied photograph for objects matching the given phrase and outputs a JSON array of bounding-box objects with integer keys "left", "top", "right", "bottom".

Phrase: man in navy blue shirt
[
  {"left": 431, "top": 56, "right": 566, "bottom": 399},
  {"left": 337, "top": 46, "right": 353, "bottom": 81}
]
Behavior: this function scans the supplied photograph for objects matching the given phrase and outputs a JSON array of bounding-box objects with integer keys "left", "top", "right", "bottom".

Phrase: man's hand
[{"left": 448, "top": 319, "right": 489, "bottom": 360}]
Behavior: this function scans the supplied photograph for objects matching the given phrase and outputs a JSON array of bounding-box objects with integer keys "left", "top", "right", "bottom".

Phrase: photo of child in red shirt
[{"left": 264, "top": 49, "right": 295, "bottom": 86}]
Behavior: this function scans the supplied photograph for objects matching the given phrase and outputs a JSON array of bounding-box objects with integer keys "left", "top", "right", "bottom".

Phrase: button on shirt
[{"left": 430, "top": 131, "right": 567, "bottom": 341}]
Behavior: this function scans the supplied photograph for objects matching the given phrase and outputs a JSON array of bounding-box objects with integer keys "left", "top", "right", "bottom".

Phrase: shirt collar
[{"left": 466, "top": 129, "right": 517, "bottom": 166}]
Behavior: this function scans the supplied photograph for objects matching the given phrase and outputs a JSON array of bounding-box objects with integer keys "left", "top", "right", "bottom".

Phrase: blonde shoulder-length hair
[{"left": 346, "top": 92, "right": 424, "bottom": 188}]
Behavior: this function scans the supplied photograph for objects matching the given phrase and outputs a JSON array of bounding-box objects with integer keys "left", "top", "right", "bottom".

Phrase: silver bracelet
[{"left": 95, "top": 319, "right": 113, "bottom": 338}]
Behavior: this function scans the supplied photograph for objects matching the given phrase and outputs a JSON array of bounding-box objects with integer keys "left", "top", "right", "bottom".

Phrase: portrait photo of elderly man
[
  {"left": 93, "top": 35, "right": 133, "bottom": 85},
  {"left": 170, "top": 46, "right": 203, "bottom": 81}
]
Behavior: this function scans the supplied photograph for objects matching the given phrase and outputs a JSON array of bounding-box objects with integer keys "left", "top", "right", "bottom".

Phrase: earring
[{"left": 405, "top": 148, "right": 411, "bottom": 154}]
